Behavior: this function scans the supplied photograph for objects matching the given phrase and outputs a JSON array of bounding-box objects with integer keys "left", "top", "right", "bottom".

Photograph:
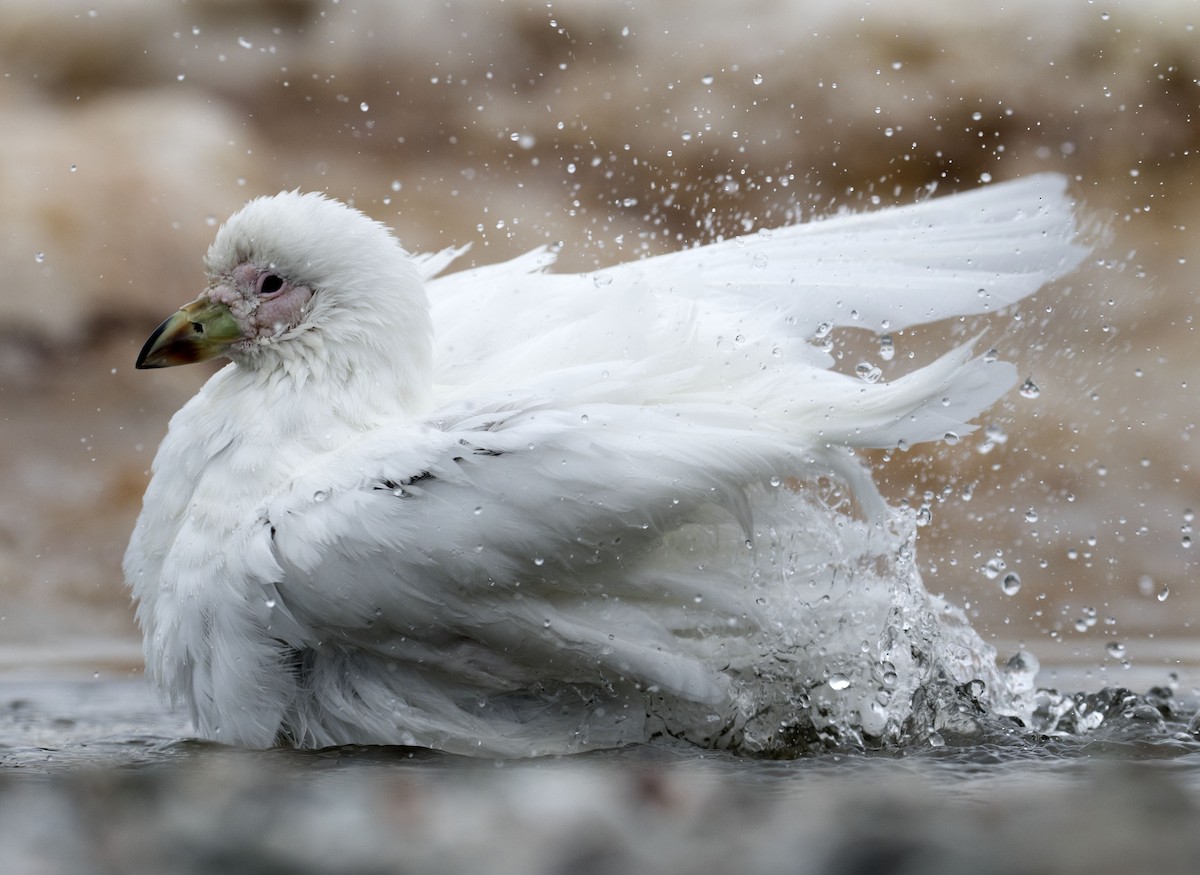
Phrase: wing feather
[
  {"left": 263, "top": 405, "right": 873, "bottom": 699},
  {"left": 426, "top": 174, "right": 1085, "bottom": 399}
]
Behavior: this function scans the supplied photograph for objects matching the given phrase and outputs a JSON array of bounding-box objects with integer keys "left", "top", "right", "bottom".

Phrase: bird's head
[{"left": 136, "top": 191, "right": 431, "bottom": 387}]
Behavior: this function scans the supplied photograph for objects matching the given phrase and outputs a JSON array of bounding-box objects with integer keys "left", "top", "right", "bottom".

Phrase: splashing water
[
  {"left": 716, "top": 496, "right": 1031, "bottom": 754},
  {"left": 670, "top": 481, "right": 1196, "bottom": 757},
  {"left": 588, "top": 471, "right": 1043, "bottom": 758}
]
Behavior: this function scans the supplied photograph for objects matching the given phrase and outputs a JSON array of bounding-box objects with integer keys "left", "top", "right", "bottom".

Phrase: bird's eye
[{"left": 260, "top": 274, "right": 284, "bottom": 295}]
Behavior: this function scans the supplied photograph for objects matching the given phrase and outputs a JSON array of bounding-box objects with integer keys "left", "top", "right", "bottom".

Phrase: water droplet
[
  {"left": 982, "top": 555, "right": 1006, "bottom": 579},
  {"left": 313, "top": 490, "right": 328, "bottom": 502},
  {"left": 943, "top": 431, "right": 960, "bottom": 446},
  {"left": 751, "top": 73, "right": 764, "bottom": 85},
  {"left": 701, "top": 74, "right": 715, "bottom": 85},
  {"left": 237, "top": 36, "right": 253, "bottom": 49},
  {"left": 878, "top": 334, "right": 895, "bottom": 361},
  {"left": 1106, "top": 641, "right": 1126, "bottom": 658},
  {"left": 916, "top": 506, "right": 933, "bottom": 527},
  {"left": 34, "top": 252, "right": 45, "bottom": 264},
  {"left": 855, "top": 362, "right": 882, "bottom": 384},
  {"left": 828, "top": 673, "right": 850, "bottom": 691},
  {"left": 1019, "top": 378, "right": 1041, "bottom": 399},
  {"left": 1024, "top": 508, "right": 1039, "bottom": 523},
  {"left": 533, "top": 556, "right": 545, "bottom": 566},
  {"left": 984, "top": 424, "right": 1008, "bottom": 445},
  {"left": 265, "top": 598, "right": 276, "bottom": 609},
  {"left": 1157, "top": 586, "right": 1170, "bottom": 602},
  {"left": 360, "top": 101, "right": 369, "bottom": 112},
  {"left": 1001, "top": 572, "right": 1022, "bottom": 596},
  {"left": 813, "top": 321, "right": 833, "bottom": 339},
  {"left": 473, "top": 506, "right": 483, "bottom": 515}
]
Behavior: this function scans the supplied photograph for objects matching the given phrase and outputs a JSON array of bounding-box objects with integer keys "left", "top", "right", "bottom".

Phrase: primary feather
[{"left": 125, "top": 175, "right": 1086, "bottom": 754}]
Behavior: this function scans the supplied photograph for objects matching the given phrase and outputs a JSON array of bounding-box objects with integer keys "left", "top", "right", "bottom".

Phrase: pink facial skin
[{"left": 208, "top": 263, "right": 315, "bottom": 340}]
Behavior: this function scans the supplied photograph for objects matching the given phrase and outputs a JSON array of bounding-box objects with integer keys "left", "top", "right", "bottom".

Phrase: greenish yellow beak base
[{"left": 136, "top": 298, "right": 245, "bottom": 369}]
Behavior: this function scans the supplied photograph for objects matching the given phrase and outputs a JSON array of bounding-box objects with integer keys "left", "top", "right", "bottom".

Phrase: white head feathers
[{"left": 205, "top": 192, "right": 433, "bottom": 405}]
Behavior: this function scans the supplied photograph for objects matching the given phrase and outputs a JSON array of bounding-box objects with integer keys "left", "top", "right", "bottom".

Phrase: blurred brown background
[{"left": 0, "top": 0, "right": 1196, "bottom": 688}]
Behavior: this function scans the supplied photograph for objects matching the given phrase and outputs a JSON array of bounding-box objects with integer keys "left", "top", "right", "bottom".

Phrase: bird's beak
[{"left": 135, "top": 297, "right": 245, "bottom": 369}]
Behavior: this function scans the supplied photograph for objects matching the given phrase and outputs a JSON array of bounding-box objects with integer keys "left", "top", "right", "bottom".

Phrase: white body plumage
[{"left": 125, "top": 176, "right": 1085, "bottom": 754}]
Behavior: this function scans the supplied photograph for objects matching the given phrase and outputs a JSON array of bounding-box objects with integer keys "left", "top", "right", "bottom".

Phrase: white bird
[{"left": 125, "top": 175, "right": 1085, "bottom": 755}]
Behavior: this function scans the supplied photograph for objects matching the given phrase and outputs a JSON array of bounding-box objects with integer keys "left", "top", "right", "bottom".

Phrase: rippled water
[{"left": 3, "top": 671, "right": 1200, "bottom": 874}]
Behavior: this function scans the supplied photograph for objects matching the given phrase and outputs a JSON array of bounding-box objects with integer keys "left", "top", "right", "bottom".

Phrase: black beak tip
[{"left": 135, "top": 315, "right": 175, "bottom": 369}]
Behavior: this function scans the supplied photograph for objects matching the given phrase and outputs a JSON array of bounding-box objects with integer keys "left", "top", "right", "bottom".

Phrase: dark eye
[{"left": 260, "top": 274, "right": 284, "bottom": 295}]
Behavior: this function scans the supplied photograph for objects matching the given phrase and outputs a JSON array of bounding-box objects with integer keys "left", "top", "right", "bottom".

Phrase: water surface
[{"left": 3, "top": 669, "right": 1199, "bottom": 875}]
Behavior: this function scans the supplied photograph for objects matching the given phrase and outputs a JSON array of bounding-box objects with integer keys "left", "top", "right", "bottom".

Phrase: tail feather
[{"left": 791, "top": 340, "right": 1015, "bottom": 450}]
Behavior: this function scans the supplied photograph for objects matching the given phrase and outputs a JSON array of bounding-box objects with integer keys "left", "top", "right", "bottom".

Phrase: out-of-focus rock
[{"left": 0, "top": 84, "right": 264, "bottom": 345}]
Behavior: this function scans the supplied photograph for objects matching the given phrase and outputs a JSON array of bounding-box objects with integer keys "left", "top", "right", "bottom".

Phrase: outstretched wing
[{"left": 424, "top": 174, "right": 1086, "bottom": 400}]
